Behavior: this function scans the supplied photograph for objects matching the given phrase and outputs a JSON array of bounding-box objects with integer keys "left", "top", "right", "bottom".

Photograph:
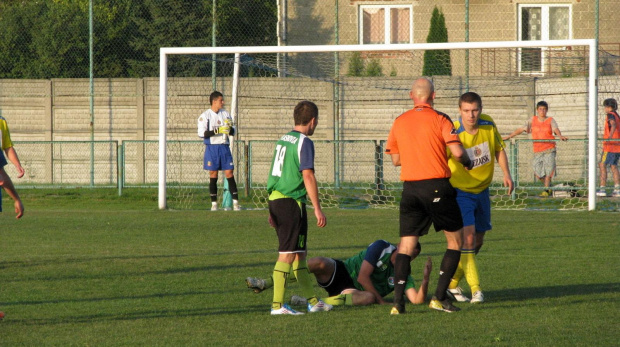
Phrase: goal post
[{"left": 159, "top": 39, "right": 600, "bottom": 211}]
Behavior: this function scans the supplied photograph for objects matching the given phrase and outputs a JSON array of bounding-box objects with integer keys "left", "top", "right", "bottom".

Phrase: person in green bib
[{"left": 265, "top": 100, "right": 330, "bottom": 315}]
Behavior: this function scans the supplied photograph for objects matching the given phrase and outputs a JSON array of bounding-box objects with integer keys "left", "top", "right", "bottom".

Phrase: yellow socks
[
  {"left": 449, "top": 250, "right": 481, "bottom": 293},
  {"left": 449, "top": 261, "right": 464, "bottom": 289},
  {"left": 293, "top": 259, "right": 319, "bottom": 306},
  {"left": 461, "top": 249, "right": 481, "bottom": 293},
  {"left": 272, "top": 261, "right": 291, "bottom": 310},
  {"left": 323, "top": 293, "right": 353, "bottom": 306}
]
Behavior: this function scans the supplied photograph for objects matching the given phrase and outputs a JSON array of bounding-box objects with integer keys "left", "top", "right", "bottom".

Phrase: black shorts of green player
[
  {"left": 400, "top": 178, "right": 464, "bottom": 237},
  {"left": 317, "top": 259, "right": 356, "bottom": 296},
  {"left": 268, "top": 197, "right": 308, "bottom": 252}
]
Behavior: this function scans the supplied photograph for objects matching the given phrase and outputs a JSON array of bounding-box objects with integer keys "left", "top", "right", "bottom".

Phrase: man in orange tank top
[
  {"left": 385, "top": 78, "right": 473, "bottom": 314},
  {"left": 503, "top": 101, "right": 568, "bottom": 196},
  {"left": 597, "top": 98, "right": 620, "bottom": 197}
]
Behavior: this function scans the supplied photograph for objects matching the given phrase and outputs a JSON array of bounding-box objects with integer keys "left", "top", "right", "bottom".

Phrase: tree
[
  {"left": 422, "top": 7, "right": 452, "bottom": 76},
  {"left": 0, "top": 0, "right": 278, "bottom": 78},
  {"left": 365, "top": 59, "right": 383, "bottom": 77},
  {"left": 0, "top": 0, "right": 139, "bottom": 78},
  {"left": 128, "top": 0, "right": 277, "bottom": 77},
  {"left": 0, "top": 2, "right": 46, "bottom": 78},
  {"left": 347, "top": 52, "right": 364, "bottom": 76}
]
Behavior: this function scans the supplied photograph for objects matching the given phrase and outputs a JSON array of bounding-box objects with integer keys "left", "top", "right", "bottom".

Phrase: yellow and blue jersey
[
  {"left": 449, "top": 114, "right": 505, "bottom": 194},
  {"left": 0, "top": 116, "right": 14, "bottom": 151}
]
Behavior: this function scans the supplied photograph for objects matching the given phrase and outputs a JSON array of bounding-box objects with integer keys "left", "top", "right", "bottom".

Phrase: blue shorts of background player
[
  {"left": 203, "top": 144, "right": 234, "bottom": 171},
  {"left": 602, "top": 152, "right": 620, "bottom": 167},
  {"left": 455, "top": 188, "right": 492, "bottom": 233}
]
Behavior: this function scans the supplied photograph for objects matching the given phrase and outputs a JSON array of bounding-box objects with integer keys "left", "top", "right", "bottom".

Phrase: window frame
[
  {"left": 358, "top": 4, "right": 413, "bottom": 45},
  {"left": 517, "top": 4, "right": 573, "bottom": 75}
]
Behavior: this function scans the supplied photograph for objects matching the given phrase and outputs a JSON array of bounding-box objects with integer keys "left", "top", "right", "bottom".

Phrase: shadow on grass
[
  {"left": 3, "top": 306, "right": 259, "bottom": 326},
  {"left": 4, "top": 261, "right": 276, "bottom": 283},
  {"left": 4, "top": 283, "right": 618, "bottom": 326},
  {"left": 1, "top": 290, "right": 221, "bottom": 307},
  {"left": 488, "top": 282, "right": 620, "bottom": 302}
]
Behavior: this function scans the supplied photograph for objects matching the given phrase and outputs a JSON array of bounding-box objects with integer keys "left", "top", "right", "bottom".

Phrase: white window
[
  {"left": 518, "top": 4, "right": 571, "bottom": 74},
  {"left": 359, "top": 5, "right": 413, "bottom": 45}
]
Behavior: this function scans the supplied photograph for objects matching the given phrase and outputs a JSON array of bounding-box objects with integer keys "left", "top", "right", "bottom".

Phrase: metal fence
[
  {"left": 8, "top": 141, "right": 119, "bottom": 188},
  {"left": 10, "top": 139, "right": 618, "bottom": 211}
]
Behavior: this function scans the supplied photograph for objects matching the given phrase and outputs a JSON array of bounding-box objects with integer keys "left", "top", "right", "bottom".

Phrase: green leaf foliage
[
  {"left": 365, "top": 58, "right": 383, "bottom": 77},
  {"left": 422, "top": 6, "right": 452, "bottom": 76},
  {"left": 347, "top": 52, "right": 365, "bottom": 76},
  {"left": 0, "top": 0, "right": 277, "bottom": 78}
]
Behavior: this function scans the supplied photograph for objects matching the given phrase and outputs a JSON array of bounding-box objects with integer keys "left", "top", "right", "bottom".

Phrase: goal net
[{"left": 158, "top": 40, "right": 606, "bottom": 211}]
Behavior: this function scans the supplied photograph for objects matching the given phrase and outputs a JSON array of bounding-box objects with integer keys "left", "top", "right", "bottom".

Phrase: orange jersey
[
  {"left": 603, "top": 111, "right": 620, "bottom": 153},
  {"left": 529, "top": 116, "right": 556, "bottom": 153},
  {"left": 386, "top": 104, "right": 461, "bottom": 181}
]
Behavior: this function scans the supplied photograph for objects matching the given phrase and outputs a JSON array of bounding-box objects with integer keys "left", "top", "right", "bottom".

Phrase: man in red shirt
[
  {"left": 597, "top": 98, "right": 620, "bottom": 197},
  {"left": 503, "top": 101, "right": 568, "bottom": 196},
  {"left": 386, "top": 78, "right": 472, "bottom": 314}
]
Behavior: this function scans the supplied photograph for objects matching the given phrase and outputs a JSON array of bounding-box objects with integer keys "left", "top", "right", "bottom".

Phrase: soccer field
[{"left": 0, "top": 189, "right": 618, "bottom": 346}]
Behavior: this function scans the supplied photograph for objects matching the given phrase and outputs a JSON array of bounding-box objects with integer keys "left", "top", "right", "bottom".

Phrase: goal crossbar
[{"left": 159, "top": 39, "right": 598, "bottom": 210}]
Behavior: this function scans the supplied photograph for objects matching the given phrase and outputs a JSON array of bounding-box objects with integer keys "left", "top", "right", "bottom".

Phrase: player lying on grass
[{"left": 246, "top": 240, "right": 431, "bottom": 307}]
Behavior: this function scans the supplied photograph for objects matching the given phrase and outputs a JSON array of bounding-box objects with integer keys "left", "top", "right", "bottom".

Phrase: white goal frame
[{"left": 159, "top": 39, "right": 598, "bottom": 210}]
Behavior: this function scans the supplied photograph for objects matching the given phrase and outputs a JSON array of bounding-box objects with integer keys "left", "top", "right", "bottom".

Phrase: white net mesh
[{"left": 161, "top": 42, "right": 612, "bottom": 211}]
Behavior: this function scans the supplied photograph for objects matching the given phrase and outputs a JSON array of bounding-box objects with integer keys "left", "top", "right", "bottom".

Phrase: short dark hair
[
  {"left": 210, "top": 91, "right": 223, "bottom": 105},
  {"left": 536, "top": 101, "right": 549, "bottom": 110},
  {"left": 459, "top": 92, "right": 482, "bottom": 108},
  {"left": 294, "top": 101, "right": 318, "bottom": 125},
  {"left": 603, "top": 98, "right": 618, "bottom": 111}
]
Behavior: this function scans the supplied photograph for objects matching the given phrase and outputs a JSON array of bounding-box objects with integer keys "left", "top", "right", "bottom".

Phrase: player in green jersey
[
  {"left": 265, "top": 100, "right": 329, "bottom": 315},
  {"left": 246, "top": 240, "right": 431, "bottom": 307}
]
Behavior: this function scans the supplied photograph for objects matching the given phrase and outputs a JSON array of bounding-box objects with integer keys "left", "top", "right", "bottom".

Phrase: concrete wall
[{"left": 1, "top": 75, "right": 618, "bottom": 186}]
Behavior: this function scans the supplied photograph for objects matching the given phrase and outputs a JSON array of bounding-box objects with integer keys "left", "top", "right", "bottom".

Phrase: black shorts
[
  {"left": 400, "top": 178, "right": 463, "bottom": 237},
  {"left": 268, "top": 198, "right": 308, "bottom": 253},
  {"left": 316, "top": 259, "right": 356, "bottom": 296}
]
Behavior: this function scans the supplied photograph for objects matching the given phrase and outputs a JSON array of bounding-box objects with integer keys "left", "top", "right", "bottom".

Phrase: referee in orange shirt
[{"left": 386, "top": 78, "right": 473, "bottom": 314}]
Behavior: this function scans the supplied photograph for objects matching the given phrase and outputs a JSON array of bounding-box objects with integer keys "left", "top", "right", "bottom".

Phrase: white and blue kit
[{"left": 197, "top": 108, "right": 235, "bottom": 171}]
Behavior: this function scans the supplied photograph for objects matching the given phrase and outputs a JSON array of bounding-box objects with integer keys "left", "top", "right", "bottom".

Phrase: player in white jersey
[{"left": 197, "top": 91, "right": 240, "bottom": 211}]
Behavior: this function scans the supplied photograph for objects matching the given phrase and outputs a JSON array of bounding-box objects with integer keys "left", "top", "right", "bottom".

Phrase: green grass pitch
[{"left": 0, "top": 189, "right": 618, "bottom": 346}]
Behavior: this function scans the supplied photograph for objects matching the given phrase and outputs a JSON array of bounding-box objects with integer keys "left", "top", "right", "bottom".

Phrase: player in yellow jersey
[
  {"left": 0, "top": 115, "right": 24, "bottom": 219},
  {"left": 446, "top": 92, "right": 513, "bottom": 304}
]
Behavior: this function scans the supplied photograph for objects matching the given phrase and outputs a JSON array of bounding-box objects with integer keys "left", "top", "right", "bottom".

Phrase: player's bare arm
[
  {"left": 5, "top": 147, "right": 24, "bottom": 178},
  {"left": 389, "top": 153, "right": 401, "bottom": 167},
  {"left": 357, "top": 260, "right": 387, "bottom": 304},
  {"left": 553, "top": 128, "right": 568, "bottom": 141},
  {"left": 0, "top": 169, "right": 24, "bottom": 219},
  {"left": 302, "top": 168, "right": 326, "bottom": 228},
  {"left": 405, "top": 256, "right": 432, "bottom": 304},
  {"left": 448, "top": 143, "right": 473, "bottom": 170},
  {"left": 496, "top": 150, "right": 514, "bottom": 194},
  {"left": 503, "top": 127, "right": 526, "bottom": 141}
]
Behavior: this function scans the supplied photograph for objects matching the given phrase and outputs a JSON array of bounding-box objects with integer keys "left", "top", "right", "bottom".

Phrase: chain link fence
[
  {"left": 7, "top": 141, "right": 118, "bottom": 188},
  {"left": 10, "top": 138, "right": 617, "bottom": 211}
]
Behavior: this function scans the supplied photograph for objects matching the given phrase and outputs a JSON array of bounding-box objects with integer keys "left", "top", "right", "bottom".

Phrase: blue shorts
[
  {"left": 601, "top": 151, "right": 620, "bottom": 167},
  {"left": 203, "top": 144, "right": 234, "bottom": 171},
  {"left": 455, "top": 188, "right": 492, "bottom": 233}
]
